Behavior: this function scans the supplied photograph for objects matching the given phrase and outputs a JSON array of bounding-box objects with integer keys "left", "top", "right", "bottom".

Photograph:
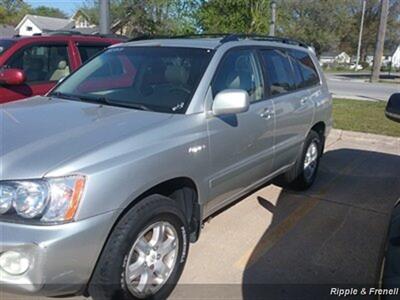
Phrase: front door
[
  {"left": 206, "top": 48, "right": 275, "bottom": 213},
  {"left": 0, "top": 44, "right": 71, "bottom": 103}
]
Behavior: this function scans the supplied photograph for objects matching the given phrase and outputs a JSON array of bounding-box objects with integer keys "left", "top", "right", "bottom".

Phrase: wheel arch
[
  {"left": 116, "top": 177, "right": 201, "bottom": 242},
  {"left": 84, "top": 177, "right": 201, "bottom": 297}
]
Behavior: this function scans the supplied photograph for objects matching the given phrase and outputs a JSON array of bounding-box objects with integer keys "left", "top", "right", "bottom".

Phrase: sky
[{"left": 25, "top": 0, "right": 85, "bottom": 16}]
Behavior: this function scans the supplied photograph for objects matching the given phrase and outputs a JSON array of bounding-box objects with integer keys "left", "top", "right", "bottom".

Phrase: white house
[
  {"left": 392, "top": 45, "right": 400, "bottom": 69},
  {"left": 16, "top": 15, "right": 71, "bottom": 36},
  {"left": 319, "top": 51, "right": 351, "bottom": 66},
  {"left": 15, "top": 10, "right": 96, "bottom": 36},
  {"left": 335, "top": 52, "right": 351, "bottom": 64}
]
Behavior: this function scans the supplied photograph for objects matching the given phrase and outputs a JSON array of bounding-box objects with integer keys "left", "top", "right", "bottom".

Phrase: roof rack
[
  {"left": 128, "top": 33, "right": 310, "bottom": 49},
  {"left": 129, "top": 33, "right": 232, "bottom": 42},
  {"left": 38, "top": 30, "right": 128, "bottom": 39},
  {"left": 221, "top": 34, "right": 310, "bottom": 48}
]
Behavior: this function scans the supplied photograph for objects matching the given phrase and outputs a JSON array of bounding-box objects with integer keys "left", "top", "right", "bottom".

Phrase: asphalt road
[
  {"left": 2, "top": 130, "right": 400, "bottom": 300},
  {"left": 326, "top": 74, "right": 399, "bottom": 101}
]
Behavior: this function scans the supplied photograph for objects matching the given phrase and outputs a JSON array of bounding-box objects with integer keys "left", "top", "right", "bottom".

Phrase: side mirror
[
  {"left": 385, "top": 93, "right": 400, "bottom": 123},
  {"left": 212, "top": 89, "right": 250, "bottom": 116},
  {"left": 0, "top": 68, "right": 26, "bottom": 85}
]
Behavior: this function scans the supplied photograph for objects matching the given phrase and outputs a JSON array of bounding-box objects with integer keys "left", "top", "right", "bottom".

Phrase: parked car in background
[
  {"left": 385, "top": 93, "right": 400, "bottom": 123},
  {"left": 0, "top": 32, "right": 123, "bottom": 103},
  {"left": 382, "top": 93, "right": 400, "bottom": 296},
  {"left": 0, "top": 34, "right": 332, "bottom": 300}
]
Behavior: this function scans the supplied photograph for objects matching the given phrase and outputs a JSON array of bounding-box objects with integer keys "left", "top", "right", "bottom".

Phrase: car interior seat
[{"left": 50, "top": 60, "right": 70, "bottom": 82}]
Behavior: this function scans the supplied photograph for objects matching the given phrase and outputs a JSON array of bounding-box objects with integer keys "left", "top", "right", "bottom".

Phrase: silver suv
[{"left": 0, "top": 34, "right": 332, "bottom": 299}]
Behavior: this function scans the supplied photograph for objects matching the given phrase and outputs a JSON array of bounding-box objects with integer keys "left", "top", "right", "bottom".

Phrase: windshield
[
  {"left": 0, "top": 40, "right": 15, "bottom": 55},
  {"left": 52, "top": 46, "right": 213, "bottom": 113}
]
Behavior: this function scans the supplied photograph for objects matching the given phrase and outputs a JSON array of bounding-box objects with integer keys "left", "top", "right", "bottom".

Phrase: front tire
[{"left": 89, "top": 194, "right": 189, "bottom": 300}]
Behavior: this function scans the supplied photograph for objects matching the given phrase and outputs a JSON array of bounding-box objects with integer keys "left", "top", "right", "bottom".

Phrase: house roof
[
  {"left": 16, "top": 14, "right": 72, "bottom": 31},
  {"left": 0, "top": 25, "right": 15, "bottom": 37},
  {"left": 61, "top": 21, "right": 98, "bottom": 34},
  {"left": 72, "top": 27, "right": 99, "bottom": 35},
  {"left": 71, "top": 9, "right": 91, "bottom": 22}
]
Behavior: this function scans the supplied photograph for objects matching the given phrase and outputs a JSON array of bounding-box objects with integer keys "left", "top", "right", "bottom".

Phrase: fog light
[{"left": 0, "top": 251, "right": 30, "bottom": 275}]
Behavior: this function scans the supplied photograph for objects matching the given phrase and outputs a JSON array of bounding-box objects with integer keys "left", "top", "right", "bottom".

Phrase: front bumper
[{"left": 0, "top": 211, "right": 115, "bottom": 297}]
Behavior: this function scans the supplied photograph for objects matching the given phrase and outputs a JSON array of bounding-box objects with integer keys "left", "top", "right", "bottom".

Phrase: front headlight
[
  {"left": 0, "top": 175, "right": 85, "bottom": 223},
  {"left": 14, "top": 180, "right": 50, "bottom": 218}
]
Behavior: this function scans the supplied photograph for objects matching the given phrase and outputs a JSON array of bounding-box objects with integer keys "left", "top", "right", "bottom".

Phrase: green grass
[{"left": 333, "top": 98, "right": 400, "bottom": 137}]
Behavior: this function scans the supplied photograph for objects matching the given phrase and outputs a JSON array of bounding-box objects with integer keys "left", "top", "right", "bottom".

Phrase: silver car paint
[{"left": 0, "top": 39, "right": 332, "bottom": 296}]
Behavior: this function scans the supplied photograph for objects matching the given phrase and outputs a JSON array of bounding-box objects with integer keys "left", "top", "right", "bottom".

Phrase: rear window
[
  {"left": 78, "top": 44, "right": 108, "bottom": 63},
  {"left": 0, "top": 40, "right": 15, "bottom": 55},
  {"left": 288, "top": 49, "right": 320, "bottom": 88}
]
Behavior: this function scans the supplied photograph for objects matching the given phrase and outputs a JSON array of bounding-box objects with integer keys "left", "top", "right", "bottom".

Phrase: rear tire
[
  {"left": 279, "top": 130, "right": 322, "bottom": 191},
  {"left": 89, "top": 194, "right": 189, "bottom": 300}
]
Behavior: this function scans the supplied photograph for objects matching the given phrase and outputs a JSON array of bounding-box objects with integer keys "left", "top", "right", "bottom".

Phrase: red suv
[{"left": 0, "top": 33, "right": 123, "bottom": 103}]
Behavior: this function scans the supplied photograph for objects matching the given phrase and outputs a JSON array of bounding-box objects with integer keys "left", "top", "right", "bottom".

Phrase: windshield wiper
[
  {"left": 51, "top": 92, "right": 153, "bottom": 111},
  {"left": 50, "top": 91, "right": 81, "bottom": 100},
  {"left": 81, "top": 96, "right": 153, "bottom": 111}
]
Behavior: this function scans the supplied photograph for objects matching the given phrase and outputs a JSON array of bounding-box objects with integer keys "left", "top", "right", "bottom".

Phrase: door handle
[{"left": 260, "top": 108, "right": 274, "bottom": 120}]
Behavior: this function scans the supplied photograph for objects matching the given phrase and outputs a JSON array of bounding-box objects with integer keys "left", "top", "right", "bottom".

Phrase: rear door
[
  {"left": 259, "top": 48, "right": 314, "bottom": 171},
  {"left": 0, "top": 43, "right": 71, "bottom": 102},
  {"left": 206, "top": 48, "right": 275, "bottom": 213}
]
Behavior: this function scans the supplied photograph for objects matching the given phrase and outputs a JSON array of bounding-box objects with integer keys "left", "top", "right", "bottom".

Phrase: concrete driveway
[{"left": 2, "top": 130, "right": 400, "bottom": 300}]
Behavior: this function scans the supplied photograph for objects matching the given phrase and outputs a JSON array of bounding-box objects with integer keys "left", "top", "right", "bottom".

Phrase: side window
[
  {"left": 260, "top": 49, "right": 295, "bottom": 96},
  {"left": 78, "top": 45, "right": 108, "bottom": 63},
  {"left": 289, "top": 56, "right": 303, "bottom": 89},
  {"left": 7, "top": 45, "right": 70, "bottom": 83},
  {"left": 289, "top": 49, "right": 320, "bottom": 88},
  {"left": 212, "top": 49, "right": 264, "bottom": 103}
]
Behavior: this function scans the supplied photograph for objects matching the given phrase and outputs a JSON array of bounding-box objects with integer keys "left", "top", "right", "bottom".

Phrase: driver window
[
  {"left": 7, "top": 45, "right": 70, "bottom": 83},
  {"left": 212, "top": 49, "right": 264, "bottom": 103}
]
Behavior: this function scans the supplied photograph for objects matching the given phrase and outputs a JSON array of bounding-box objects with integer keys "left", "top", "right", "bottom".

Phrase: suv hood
[{"left": 0, "top": 96, "right": 173, "bottom": 180}]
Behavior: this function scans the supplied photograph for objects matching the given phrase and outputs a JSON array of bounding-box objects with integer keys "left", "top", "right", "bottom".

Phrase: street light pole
[
  {"left": 355, "top": 0, "right": 366, "bottom": 71},
  {"left": 99, "top": 0, "right": 110, "bottom": 35},
  {"left": 269, "top": 0, "right": 276, "bottom": 36}
]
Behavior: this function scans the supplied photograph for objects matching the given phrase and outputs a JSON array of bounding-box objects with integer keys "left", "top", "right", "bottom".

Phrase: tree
[
  {"left": 81, "top": 0, "right": 199, "bottom": 36},
  {"left": 197, "top": 0, "right": 271, "bottom": 34},
  {"left": 0, "top": 0, "right": 69, "bottom": 26},
  {"left": 340, "top": 0, "right": 400, "bottom": 60},
  {"left": 30, "top": 6, "right": 67, "bottom": 19},
  {"left": 371, "top": 0, "right": 389, "bottom": 82},
  {"left": 0, "top": 0, "right": 30, "bottom": 25},
  {"left": 278, "top": 0, "right": 355, "bottom": 55}
]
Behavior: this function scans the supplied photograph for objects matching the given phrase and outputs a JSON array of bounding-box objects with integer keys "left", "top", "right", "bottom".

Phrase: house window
[{"left": 26, "top": 26, "right": 33, "bottom": 31}]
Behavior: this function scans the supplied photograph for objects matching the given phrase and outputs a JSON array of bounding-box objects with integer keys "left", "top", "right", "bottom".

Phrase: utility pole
[
  {"left": 371, "top": 0, "right": 389, "bottom": 82},
  {"left": 99, "top": 0, "right": 110, "bottom": 35},
  {"left": 269, "top": 0, "right": 276, "bottom": 36},
  {"left": 355, "top": 0, "right": 366, "bottom": 71}
]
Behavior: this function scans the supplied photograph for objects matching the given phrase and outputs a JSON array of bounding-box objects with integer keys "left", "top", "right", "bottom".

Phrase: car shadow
[{"left": 241, "top": 148, "right": 400, "bottom": 300}]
